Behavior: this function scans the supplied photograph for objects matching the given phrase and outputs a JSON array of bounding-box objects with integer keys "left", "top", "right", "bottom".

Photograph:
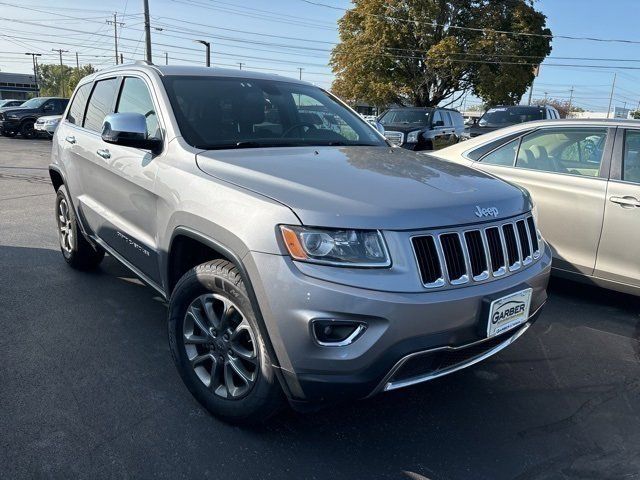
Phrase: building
[{"left": 0, "top": 72, "right": 38, "bottom": 100}]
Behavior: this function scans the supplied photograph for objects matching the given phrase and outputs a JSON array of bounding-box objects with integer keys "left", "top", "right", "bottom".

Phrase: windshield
[
  {"left": 162, "top": 76, "right": 386, "bottom": 150},
  {"left": 19, "top": 98, "right": 48, "bottom": 109},
  {"left": 379, "top": 109, "right": 431, "bottom": 126},
  {"left": 479, "top": 107, "right": 545, "bottom": 127}
]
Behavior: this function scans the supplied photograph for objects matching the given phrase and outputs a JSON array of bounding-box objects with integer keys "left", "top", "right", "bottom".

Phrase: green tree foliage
[
  {"left": 330, "top": 0, "right": 552, "bottom": 108},
  {"left": 36, "top": 64, "right": 96, "bottom": 97}
]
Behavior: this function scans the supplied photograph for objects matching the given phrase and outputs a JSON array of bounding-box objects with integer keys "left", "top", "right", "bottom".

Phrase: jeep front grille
[
  {"left": 411, "top": 214, "right": 541, "bottom": 289},
  {"left": 384, "top": 131, "right": 404, "bottom": 146}
]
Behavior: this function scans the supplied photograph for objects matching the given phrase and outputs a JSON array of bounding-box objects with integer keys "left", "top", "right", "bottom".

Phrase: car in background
[
  {"left": 34, "top": 114, "right": 62, "bottom": 138},
  {"left": 468, "top": 105, "right": 560, "bottom": 138},
  {"left": 0, "top": 97, "right": 68, "bottom": 138},
  {"left": 0, "top": 99, "right": 24, "bottom": 109},
  {"left": 431, "top": 118, "right": 640, "bottom": 296},
  {"left": 378, "top": 107, "right": 464, "bottom": 151}
]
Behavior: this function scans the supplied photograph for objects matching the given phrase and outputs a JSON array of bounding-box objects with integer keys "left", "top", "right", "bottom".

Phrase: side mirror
[
  {"left": 101, "top": 113, "right": 162, "bottom": 154},
  {"left": 433, "top": 120, "right": 445, "bottom": 128}
]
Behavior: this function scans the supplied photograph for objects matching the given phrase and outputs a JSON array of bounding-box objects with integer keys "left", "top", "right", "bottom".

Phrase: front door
[
  {"left": 474, "top": 126, "right": 613, "bottom": 275},
  {"left": 595, "top": 128, "right": 640, "bottom": 288}
]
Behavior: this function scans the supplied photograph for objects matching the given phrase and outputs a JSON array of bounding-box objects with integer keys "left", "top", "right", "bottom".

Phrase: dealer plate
[{"left": 487, "top": 288, "right": 532, "bottom": 337}]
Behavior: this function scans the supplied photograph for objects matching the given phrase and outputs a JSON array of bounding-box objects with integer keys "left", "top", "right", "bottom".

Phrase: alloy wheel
[
  {"left": 183, "top": 293, "right": 258, "bottom": 399},
  {"left": 57, "top": 198, "right": 74, "bottom": 254}
]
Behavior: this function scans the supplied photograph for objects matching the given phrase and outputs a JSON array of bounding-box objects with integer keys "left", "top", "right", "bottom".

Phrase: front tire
[
  {"left": 55, "top": 188, "right": 105, "bottom": 270},
  {"left": 168, "top": 260, "right": 284, "bottom": 424},
  {"left": 20, "top": 120, "right": 35, "bottom": 139}
]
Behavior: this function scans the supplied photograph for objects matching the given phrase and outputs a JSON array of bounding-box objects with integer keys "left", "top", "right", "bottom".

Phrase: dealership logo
[
  {"left": 475, "top": 205, "right": 499, "bottom": 218},
  {"left": 492, "top": 300, "right": 526, "bottom": 324}
]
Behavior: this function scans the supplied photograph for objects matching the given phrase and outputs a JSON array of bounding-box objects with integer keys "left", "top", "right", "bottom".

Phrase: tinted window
[
  {"left": 432, "top": 110, "right": 443, "bottom": 126},
  {"left": 84, "top": 78, "right": 118, "bottom": 132},
  {"left": 67, "top": 84, "right": 92, "bottom": 125},
  {"left": 515, "top": 128, "right": 607, "bottom": 176},
  {"left": 481, "top": 139, "right": 519, "bottom": 166},
  {"left": 379, "top": 109, "right": 431, "bottom": 126},
  {"left": 450, "top": 111, "right": 464, "bottom": 127},
  {"left": 116, "top": 77, "right": 160, "bottom": 138},
  {"left": 162, "top": 76, "right": 385, "bottom": 149},
  {"left": 442, "top": 111, "right": 453, "bottom": 127},
  {"left": 623, "top": 130, "right": 640, "bottom": 184},
  {"left": 45, "top": 99, "right": 68, "bottom": 114},
  {"left": 479, "top": 107, "right": 545, "bottom": 127}
]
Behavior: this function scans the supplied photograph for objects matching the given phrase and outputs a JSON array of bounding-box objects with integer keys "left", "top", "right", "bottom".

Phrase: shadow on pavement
[{"left": 0, "top": 245, "right": 638, "bottom": 480}]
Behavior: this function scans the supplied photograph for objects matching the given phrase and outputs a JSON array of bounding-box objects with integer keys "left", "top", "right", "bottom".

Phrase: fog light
[{"left": 312, "top": 320, "right": 366, "bottom": 347}]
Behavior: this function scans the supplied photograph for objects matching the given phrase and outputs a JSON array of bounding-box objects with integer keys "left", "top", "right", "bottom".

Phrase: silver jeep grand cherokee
[{"left": 49, "top": 62, "right": 551, "bottom": 423}]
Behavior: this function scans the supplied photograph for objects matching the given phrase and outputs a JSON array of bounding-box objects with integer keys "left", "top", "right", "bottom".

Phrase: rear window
[
  {"left": 479, "top": 107, "right": 545, "bottom": 127},
  {"left": 67, "top": 84, "right": 92, "bottom": 125}
]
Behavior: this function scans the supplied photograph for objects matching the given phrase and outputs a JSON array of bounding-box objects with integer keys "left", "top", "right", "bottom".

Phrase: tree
[
  {"left": 533, "top": 98, "right": 584, "bottom": 118},
  {"left": 36, "top": 64, "right": 96, "bottom": 97},
  {"left": 330, "top": 0, "right": 552, "bottom": 108},
  {"left": 631, "top": 110, "right": 640, "bottom": 120}
]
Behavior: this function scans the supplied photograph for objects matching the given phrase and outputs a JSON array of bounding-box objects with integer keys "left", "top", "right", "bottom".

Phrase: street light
[{"left": 194, "top": 40, "right": 211, "bottom": 67}]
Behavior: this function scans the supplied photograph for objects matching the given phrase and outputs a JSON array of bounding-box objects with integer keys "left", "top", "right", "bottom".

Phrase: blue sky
[{"left": 1, "top": 0, "right": 639, "bottom": 112}]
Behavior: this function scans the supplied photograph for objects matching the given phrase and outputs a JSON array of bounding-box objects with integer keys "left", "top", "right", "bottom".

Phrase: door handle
[
  {"left": 610, "top": 195, "right": 640, "bottom": 208},
  {"left": 65, "top": 135, "right": 76, "bottom": 144},
  {"left": 96, "top": 148, "right": 111, "bottom": 159}
]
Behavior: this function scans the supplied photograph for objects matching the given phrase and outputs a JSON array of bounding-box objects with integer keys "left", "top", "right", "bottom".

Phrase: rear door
[
  {"left": 594, "top": 128, "right": 640, "bottom": 288},
  {"left": 473, "top": 126, "right": 613, "bottom": 274}
]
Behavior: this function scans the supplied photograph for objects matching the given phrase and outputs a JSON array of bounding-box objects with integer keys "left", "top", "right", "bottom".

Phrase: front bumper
[
  {"left": 0, "top": 119, "right": 19, "bottom": 132},
  {"left": 34, "top": 123, "right": 56, "bottom": 135},
  {"left": 246, "top": 242, "right": 552, "bottom": 406}
]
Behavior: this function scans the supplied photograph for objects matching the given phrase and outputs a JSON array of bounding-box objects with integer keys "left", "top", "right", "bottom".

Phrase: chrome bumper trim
[{"left": 370, "top": 302, "right": 544, "bottom": 396}]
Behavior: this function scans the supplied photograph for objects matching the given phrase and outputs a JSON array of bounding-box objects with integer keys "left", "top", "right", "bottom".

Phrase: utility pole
[
  {"left": 238, "top": 62, "right": 244, "bottom": 70},
  {"left": 297, "top": 67, "right": 303, "bottom": 80},
  {"left": 75, "top": 52, "right": 80, "bottom": 69},
  {"left": 24, "top": 52, "right": 42, "bottom": 93},
  {"left": 607, "top": 73, "right": 617, "bottom": 119},
  {"left": 567, "top": 86, "right": 574, "bottom": 118},
  {"left": 143, "top": 0, "right": 152, "bottom": 63},
  {"left": 165, "top": 52, "right": 168, "bottom": 65},
  {"left": 120, "top": 53, "right": 124, "bottom": 64},
  {"left": 52, "top": 48, "right": 68, "bottom": 97},
  {"left": 527, "top": 65, "right": 540, "bottom": 106},
  {"left": 106, "top": 13, "right": 125, "bottom": 65},
  {"left": 195, "top": 40, "right": 211, "bottom": 67},
  {"left": 543, "top": 92, "right": 548, "bottom": 104}
]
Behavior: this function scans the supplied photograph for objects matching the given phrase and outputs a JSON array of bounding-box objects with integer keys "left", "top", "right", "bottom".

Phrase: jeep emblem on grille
[{"left": 475, "top": 206, "right": 499, "bottom": 218}]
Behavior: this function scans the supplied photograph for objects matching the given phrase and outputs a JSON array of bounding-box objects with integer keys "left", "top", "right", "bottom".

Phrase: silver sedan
[{"left": 431, "top": 118, "right": 640, "bottom": 296}]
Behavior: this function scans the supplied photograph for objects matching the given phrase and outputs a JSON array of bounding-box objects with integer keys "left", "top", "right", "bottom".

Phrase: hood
[
  {"left": 196, "top": 146, "right": 531, "bottom": 230},
  {"left": 0, "top": 107, "right": 37, "bottom": 115}
]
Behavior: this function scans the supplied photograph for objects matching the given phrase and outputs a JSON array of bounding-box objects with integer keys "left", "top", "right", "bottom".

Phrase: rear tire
[
  {"left": 55, "top": 188, "right": 105, "bottom": 270},
  {"left": 168, "top": 260, "right": 284, "bottom": 424}
]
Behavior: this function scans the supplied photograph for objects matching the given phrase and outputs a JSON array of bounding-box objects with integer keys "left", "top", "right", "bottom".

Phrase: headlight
[
  {"left": 44, "top": 119, "right": 60, "bottom": 125},
  {"left": 406, "top": 130, "right": 421, "bottom": 143},
  {"left": 280, "top": 226, "right": 391, "bottom": 267}
]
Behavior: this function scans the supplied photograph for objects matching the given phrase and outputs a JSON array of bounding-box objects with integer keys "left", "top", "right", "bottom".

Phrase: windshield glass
[
  {"left": 162, "top": 76, "right": 386, "bottom": 149},
  {"left": 379, "top": 109, "right": 431, "bottom": 126},
  {"left": 479, "top": 107, "right": 545, "bottom": 127},
  {"left": 19, "top": 98, "right": 48, "bottom": 109}
]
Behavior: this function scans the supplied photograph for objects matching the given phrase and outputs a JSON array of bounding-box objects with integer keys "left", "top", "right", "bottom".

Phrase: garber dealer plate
[{"left": 487, "top": 288, "right": 532, "bottom": 337}]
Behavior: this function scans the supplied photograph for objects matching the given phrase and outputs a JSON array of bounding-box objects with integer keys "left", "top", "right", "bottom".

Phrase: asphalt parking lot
[{"left": 1, "top": 135, "right": 639, "bottom": 480}]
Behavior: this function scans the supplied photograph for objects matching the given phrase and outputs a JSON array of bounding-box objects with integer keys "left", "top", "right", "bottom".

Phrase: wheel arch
[{"left": 166, "top": 226, "right": 294, "bottom": 400}]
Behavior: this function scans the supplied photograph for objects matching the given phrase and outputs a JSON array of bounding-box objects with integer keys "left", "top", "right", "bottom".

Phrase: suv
[
  {"left": 469, "top": 105, "right": 560, "bottom": 138},
  {"left": 0, "top": 96, "right": 68, "bottom": 138},
  {"left": 379, "top": 107, "right": 465, "bottom": 151},
  {"left": 49, "top": 63, "right": 551, "bottom": 423}
]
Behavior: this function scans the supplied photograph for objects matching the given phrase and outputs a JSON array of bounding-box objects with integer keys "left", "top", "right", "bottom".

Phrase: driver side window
[{"left": 116, "top": 77, "right": 160, "bottom": 139}]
